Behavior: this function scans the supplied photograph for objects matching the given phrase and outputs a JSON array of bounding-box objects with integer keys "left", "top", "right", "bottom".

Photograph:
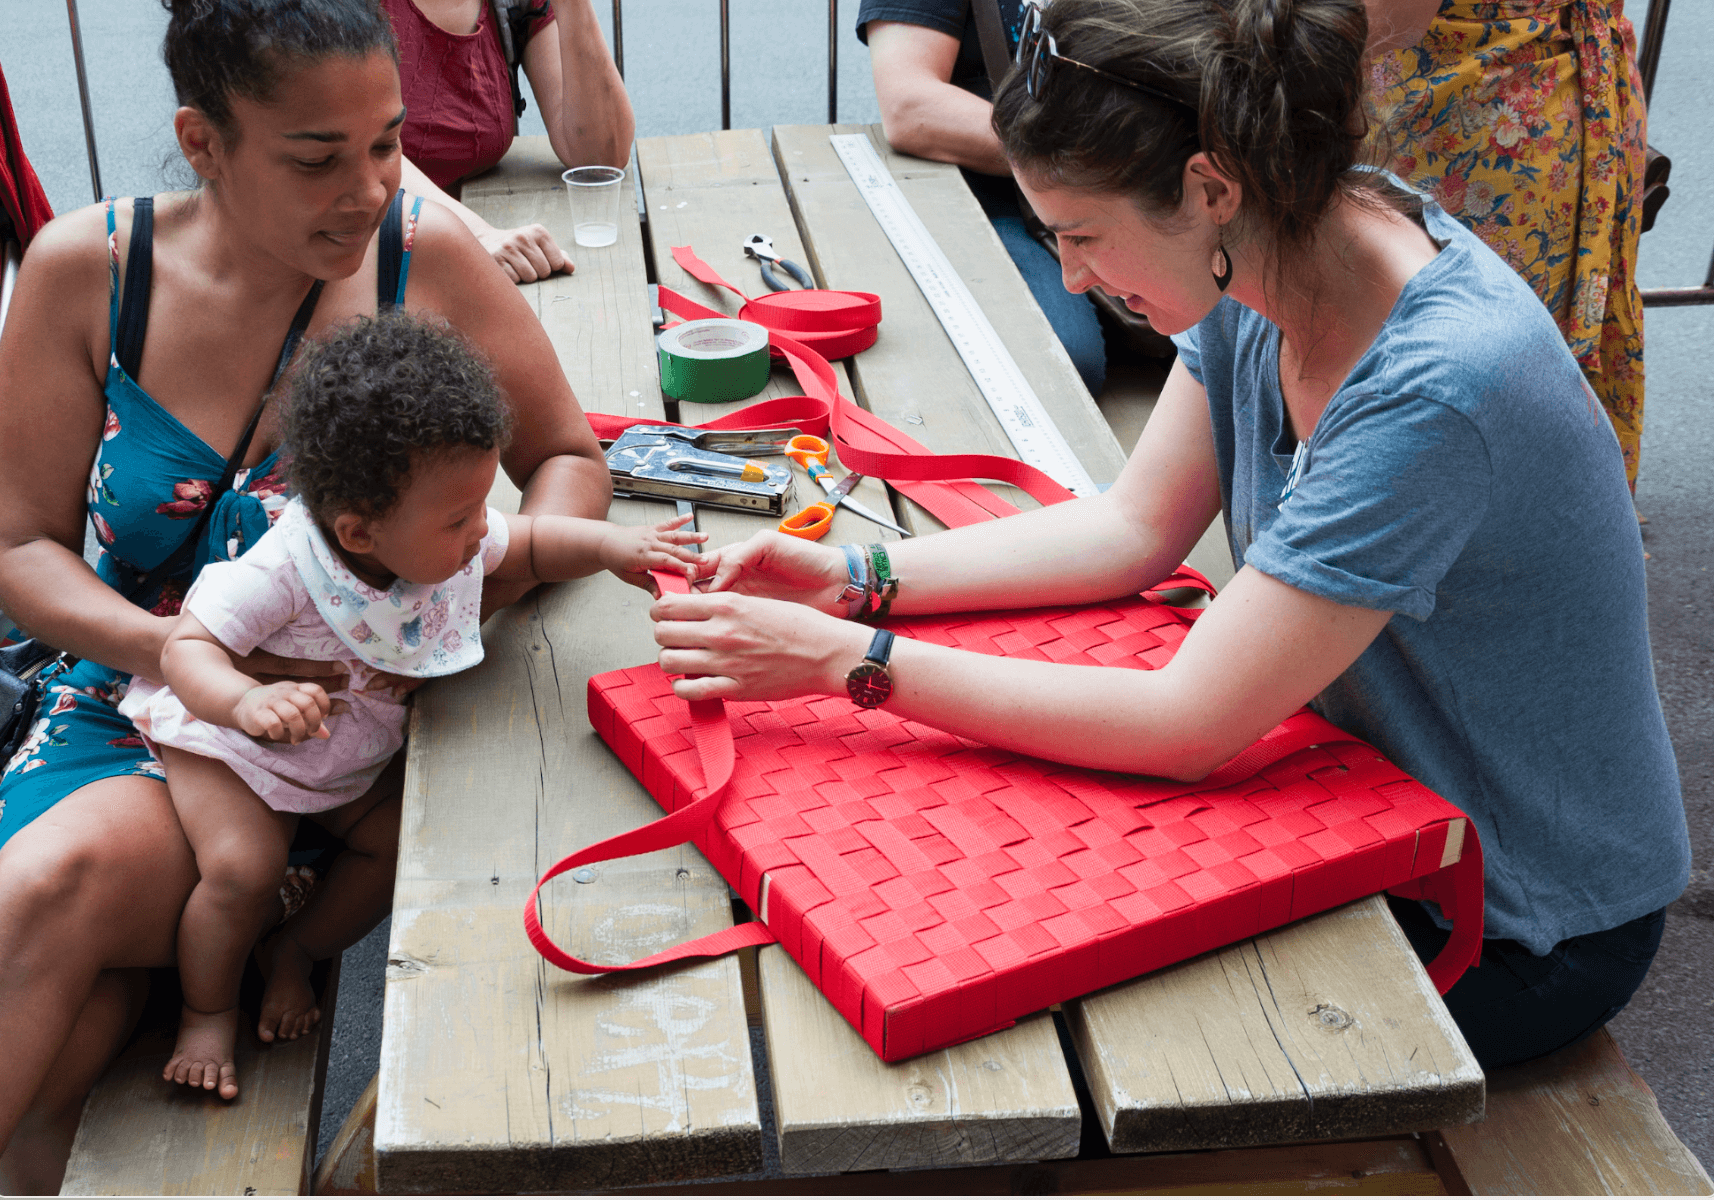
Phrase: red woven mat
[{"left": 535, "top": 592, "right": 1483, "bottom": 1062}]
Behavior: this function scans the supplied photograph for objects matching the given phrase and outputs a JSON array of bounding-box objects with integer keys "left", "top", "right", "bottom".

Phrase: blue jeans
[
  {"left": 1388, "top": 895, "right": 1665, "bottom": 1069},
  {"left": 964, "top": 171, "right": 1107, "bottom": 396}
]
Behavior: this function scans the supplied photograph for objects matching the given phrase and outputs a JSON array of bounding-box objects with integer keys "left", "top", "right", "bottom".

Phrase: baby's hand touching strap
[
  {"left": 601, "top": 514, "right": 709, "bottom": 595},
  {"left": 236, "top": 681, "right": 342, "bottom": 744}
]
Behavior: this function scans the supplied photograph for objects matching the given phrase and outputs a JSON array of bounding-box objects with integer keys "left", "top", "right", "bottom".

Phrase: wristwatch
[{"left": 845, "top": 629, "right": 895, "bottom": 709}]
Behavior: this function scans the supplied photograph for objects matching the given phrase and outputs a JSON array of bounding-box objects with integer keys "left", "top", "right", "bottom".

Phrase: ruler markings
[{"left": 829, "top": 133, "right": 1099, "bottom": 498}]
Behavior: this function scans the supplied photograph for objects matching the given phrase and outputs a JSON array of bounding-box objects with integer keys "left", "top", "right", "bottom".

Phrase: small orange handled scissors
[
  {"left": 779, "top": 471, "right": 864, "bottom": 540},
  {"left": 783, "top": 434, "right": 831, "bottom": 471},
  {"left": 780, "top": 436, "right": 844, "bottom": 539},
  {"left": 776, "top": 434, "right": 913, "bottom": 540}
]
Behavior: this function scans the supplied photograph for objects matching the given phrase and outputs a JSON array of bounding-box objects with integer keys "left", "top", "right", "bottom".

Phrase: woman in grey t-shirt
[{"left": 648, "top": 0, "right": 1689, "bottom": 1069}]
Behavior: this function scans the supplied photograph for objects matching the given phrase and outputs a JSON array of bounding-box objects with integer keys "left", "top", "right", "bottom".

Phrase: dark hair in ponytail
[
  {"left": 993, "top": 0, "right": 1397, "bottom": 268},
  {"left": 160, "top": 0, "right": 398, "bottom": 138}
]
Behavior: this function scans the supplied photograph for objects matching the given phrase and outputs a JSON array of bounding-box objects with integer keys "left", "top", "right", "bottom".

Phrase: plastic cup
[{"left": 562, "top": 166, "right": 625, "bottom": 248}]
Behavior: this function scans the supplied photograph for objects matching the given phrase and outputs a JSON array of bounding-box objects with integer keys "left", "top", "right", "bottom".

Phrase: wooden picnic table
[{"left": 372, "top": 126, "right": 1483, "bottom": 1194}]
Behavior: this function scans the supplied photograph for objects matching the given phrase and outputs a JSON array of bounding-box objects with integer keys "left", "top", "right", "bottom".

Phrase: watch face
[{"left": 846, "top": 662, "right": 893, "bottom": 709}]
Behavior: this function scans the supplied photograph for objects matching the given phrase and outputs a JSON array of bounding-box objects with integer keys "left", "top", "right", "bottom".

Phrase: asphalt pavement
[{"left": 1, "top": 0, "right": 1707, "bottom": 1177}]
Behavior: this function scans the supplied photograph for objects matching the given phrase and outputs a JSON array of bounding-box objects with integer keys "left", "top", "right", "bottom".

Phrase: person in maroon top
[{"left": 386, "top": 0, "right": 634, "bottom": 282}]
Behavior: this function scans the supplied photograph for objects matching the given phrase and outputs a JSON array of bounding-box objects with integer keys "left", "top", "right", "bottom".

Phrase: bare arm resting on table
[
  {"left": 523, "top": 0, "right": 635, "bottom": 172},
  {"left": 400, "top": 156, "right": 570, "bottom": 284},
  {"left": 868, "top": 21, "right": 1011, "bottom": 176},
  {"left": 653, "top": 359, "right": 1393, "bottom": 781}
]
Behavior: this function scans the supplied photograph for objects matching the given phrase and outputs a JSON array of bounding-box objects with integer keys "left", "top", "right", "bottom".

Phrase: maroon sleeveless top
[{"left": 381, "top": 0, "right": 556, "bottom": 190}]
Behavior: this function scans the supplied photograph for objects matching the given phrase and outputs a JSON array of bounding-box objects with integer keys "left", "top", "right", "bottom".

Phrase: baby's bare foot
[
  {"left": 164, "top": 1005, "right": 240, "bottom": 1101},
  {"left": 255, "top": 931, "right": 320, "bottom": 1044}
]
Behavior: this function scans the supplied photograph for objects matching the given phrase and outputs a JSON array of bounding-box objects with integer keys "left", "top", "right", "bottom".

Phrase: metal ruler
[{"left": 830, "top": 133, "right": 1099, "bottom": 498}]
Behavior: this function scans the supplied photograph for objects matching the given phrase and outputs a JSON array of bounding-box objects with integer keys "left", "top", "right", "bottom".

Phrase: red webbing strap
[
  {"left": 524, "top": 573, "right": 778, "bottom": 973},
  {"left": 1391, "top": 823, "right": 1486, "bottom": 995},
  {"left": 671, "top": 246, "right": 882, "bottom": 359},
  {"left": 637, "top": 284, "right": 1078, "bottom": 528},
  {"left": 1200, "top": 713, "right": 1485, "bottom": 994}
]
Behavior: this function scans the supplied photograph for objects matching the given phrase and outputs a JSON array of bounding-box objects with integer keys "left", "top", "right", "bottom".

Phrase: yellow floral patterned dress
[{"left": 1371, "top": 0, "right": 1647, "bottom": 486}]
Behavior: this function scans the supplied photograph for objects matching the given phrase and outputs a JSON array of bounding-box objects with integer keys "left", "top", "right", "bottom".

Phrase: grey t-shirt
[{"left": 1172, "top": 200, "right": 1688, "bottom": 955}]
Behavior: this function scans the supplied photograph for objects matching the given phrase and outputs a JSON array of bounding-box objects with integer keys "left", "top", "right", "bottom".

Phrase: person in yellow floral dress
[{"left": 1370, "top": 0, "right": 1649, "bottom": 489}]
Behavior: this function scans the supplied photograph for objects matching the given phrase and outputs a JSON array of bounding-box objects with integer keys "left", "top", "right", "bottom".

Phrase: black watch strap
[{"left": 864, "top": 628, "right": 895, "bottom": 667}]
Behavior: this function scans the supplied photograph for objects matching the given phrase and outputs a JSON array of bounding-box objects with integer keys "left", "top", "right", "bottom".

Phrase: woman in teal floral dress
[{"left": 0, "top": 1, "right": 612, "bottom": 1190}]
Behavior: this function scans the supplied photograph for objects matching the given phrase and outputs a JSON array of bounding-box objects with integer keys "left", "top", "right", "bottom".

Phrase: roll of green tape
[{"left": 657, "top": 318, "right": 772, "bottom": 404}]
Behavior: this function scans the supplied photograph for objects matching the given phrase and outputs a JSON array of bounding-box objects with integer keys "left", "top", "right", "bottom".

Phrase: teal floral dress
[{"left": 0, "top": 192, "right": 421, "bottom": 848}]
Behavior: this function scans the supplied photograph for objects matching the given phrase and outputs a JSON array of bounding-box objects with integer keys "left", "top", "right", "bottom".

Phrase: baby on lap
[{"left": 120, "top": 311, "right": 701, "bottom": 1100}]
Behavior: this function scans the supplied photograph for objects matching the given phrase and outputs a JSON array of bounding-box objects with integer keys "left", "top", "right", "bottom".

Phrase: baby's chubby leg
[
  {"left": 159, "top": 746, "right": 296, "bottom": 1101},
  {"left": 255, "top": 754, "right": 403, "bottom": 1044}
]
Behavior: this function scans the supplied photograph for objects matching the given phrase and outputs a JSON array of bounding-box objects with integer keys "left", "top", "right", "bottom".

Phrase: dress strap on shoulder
[
  {"left": 113, "top": 198, "right": 155, "bottom": 381},
  {"left": 105, "top": 198, "right": 119, "bottom": 356},
  {"left": 397, "top": 195, "right": 423, "bottom": 309},
  {"left": 377, "top": 191, "right": 425, "bottom": 312},
  {"left": 378, "top": 190, "right": 404, "bottom": 311}
]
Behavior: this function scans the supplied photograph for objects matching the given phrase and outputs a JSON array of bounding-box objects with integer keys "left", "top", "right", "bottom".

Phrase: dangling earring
[{"left": 1211, "top": 232, "right": 1233, "bottom": 293}]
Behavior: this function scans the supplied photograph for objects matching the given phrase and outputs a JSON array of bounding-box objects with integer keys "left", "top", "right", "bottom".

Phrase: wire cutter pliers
[{"left": 743, "top": 234, "right": 814, "bottom": 292}]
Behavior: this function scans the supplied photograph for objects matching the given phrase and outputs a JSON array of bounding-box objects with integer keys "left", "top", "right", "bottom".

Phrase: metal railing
[
  {"left": 64, "top": 0, "right": 1698, "bottom": 304},
  {"left": 617, "top": 0, "right": 843, "bottom": 132},
  {"left": 1634, "top": 0, "right": 1713, "bottom": 307},
  {"left": 66, "top": 0, "right": 102, "bottom": 202},
  {"left": 63, "top": 0, "right": 847, "bottom": 206}
]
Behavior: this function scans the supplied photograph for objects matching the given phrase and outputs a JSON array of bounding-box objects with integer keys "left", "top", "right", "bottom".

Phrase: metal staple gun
[{"left": 604, "top": 425, "right": 799, "bottom": 516}]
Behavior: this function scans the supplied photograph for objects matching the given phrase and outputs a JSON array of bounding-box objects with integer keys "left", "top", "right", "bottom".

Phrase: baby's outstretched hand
[
  {"left": 602, "top": 515, "right": 708, "bottom": 594},
  {"left": 237, "top": 681, "right": 338, "bottom": 744}
]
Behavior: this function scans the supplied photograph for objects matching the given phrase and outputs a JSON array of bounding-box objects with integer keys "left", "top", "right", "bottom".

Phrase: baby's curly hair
[{"left": 282, "top": 311, "right": 512, "bottom": 522}]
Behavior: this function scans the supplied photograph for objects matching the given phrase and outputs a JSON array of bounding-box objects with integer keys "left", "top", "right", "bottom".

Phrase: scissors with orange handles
[{"left": 777, "top": 435, "right": 913, "bottom": 539}]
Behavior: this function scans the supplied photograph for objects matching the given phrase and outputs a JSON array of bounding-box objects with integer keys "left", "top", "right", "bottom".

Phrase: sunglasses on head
[{"left": 1015, "top": 1, "right": 1195, "bottom": 113}]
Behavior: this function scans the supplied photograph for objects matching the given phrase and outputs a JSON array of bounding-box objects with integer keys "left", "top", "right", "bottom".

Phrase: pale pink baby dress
[{"left": 120, "top": 498, "right": 509, "bottom": 813}]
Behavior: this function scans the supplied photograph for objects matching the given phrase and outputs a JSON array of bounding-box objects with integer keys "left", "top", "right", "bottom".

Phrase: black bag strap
[
  {"left": 968, "top": 0, "right": 1014, "bottom": 97},
  {"left": 122, "top": 277, "right": 325, "bottom": 605},
  {"left": 490, "top": 0, "right": 551, "bottom": 128},
  {"left": 115, "top": 198, "right": 154, "bottom": 380}
]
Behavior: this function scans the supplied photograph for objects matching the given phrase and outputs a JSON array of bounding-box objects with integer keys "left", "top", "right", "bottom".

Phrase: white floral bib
[{"left": 274, "top": 497, "right": 507, "bottom": 678}]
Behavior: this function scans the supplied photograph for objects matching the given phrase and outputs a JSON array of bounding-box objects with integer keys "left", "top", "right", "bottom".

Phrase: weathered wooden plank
[
  {"left": 462, "top": 137, "right": 658, "bottom": 422},
  {"left": 381, "top": 147, "right": 761, "bottom": 1192},
  {"left": 637, "top": 1134, "right": 1449, "bottom": 1194},
  {"left": 1064, "top": 894, "right": 1484, "bottom": 1155},
  {"left": 310, "top": 1070, "right": 376, "bottom": 1196},
  {"left": 61, "top": 962, "right": 338, "bottom": 1197},
  {"left": 757, "top": 946, "right": 1079, "bottom": 1176},
  {"left": 638, "top": 128, "right": 1081, "bottom": 1174},
  {"left": 377, "top": 532, "right": 763, "bottom": 1194},
  {"left": 1440, "top": 1027, "right": 1713, "bottom": 1196},
  {"left": 635, "top": 128, "right": 903, "bottom": 555},
  {"left": 770, "top": 124, "right": 1129, "bottom": 535}
]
